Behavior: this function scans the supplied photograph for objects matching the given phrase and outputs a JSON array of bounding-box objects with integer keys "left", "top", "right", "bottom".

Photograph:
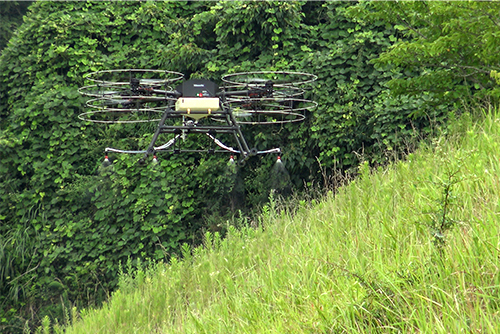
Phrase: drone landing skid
[
  {"left": 106, "top": 134, "right": 279, "bottom": 166},
  {"left": 134, "top": 108, "right": 280, "bottom": 166}
]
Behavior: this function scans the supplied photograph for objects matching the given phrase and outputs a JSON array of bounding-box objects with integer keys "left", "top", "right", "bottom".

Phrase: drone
[{"left": 78, "top": 69, "right": 317, "bottom": 166}]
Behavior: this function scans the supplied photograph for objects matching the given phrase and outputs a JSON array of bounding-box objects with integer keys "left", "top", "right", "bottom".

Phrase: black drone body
[{"left": 78, "top": 69, "right": 317, "bottom": 165}]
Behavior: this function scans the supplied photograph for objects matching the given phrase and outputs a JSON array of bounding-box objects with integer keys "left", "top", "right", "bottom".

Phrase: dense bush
[{"left": 349, "top": 1, "right": 500, "bottom": 105}]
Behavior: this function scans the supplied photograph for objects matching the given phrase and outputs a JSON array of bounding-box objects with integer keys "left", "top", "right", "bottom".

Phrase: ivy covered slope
[
  {"left": 0, "top": 1, "right": 455, "bottom": 331},
  {"left": 0, "top": 1, "right": 32, "bottom": 53},
  {"left": 0, "top": 1, "right": 217, "bottom": 330}
]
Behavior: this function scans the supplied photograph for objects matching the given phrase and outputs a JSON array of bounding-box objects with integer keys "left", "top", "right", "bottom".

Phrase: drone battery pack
[{"left": 175, "top": 97, "right": 220, "bottom": 120}]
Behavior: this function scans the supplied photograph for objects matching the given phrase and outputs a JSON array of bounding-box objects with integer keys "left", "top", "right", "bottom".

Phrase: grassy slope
[{"left": 63, "top": 110, "right": 500, "bottom": 333}]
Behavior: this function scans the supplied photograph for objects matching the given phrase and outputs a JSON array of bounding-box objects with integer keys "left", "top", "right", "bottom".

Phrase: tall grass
[{"left": 56, "top": 109, "right": 500, "bottom": 333}]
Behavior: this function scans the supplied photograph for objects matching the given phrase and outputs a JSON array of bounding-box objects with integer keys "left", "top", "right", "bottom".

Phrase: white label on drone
[{"left": 193, "top": 84, "right": 205, "bottom": 87}]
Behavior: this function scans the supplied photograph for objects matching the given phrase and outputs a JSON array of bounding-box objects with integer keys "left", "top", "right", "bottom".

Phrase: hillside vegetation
[
  {"left": 54, "top": 109, "right": 500, "bottom": 333},
  {"left": 1, "top": 1, "right": 500, "bottom": 331}
]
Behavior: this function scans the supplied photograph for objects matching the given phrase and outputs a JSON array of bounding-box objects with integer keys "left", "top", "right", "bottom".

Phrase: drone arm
[
  {"left": 151, "top": 89, "right": 181, "bottom": 97},
  {"left": 206, "top": 133, "right": 240, "bottom": 154},
  {"left": 256, "top": 148, "right": 281, "bottom": 154},
  {"left": 105, "top": 148, "right": 147, "bottom": 154},
  {"left": 217, "top": 90, "right": 248, "bottom": 97},
  {"left": 206, "top": 133, "right": 281, "bottom": 155},
  {"left": 154, "top": 134, "right": 181, "bottom": 151},
  {"left": 217, "top": 88, "right": 272, "bottom": 98}
]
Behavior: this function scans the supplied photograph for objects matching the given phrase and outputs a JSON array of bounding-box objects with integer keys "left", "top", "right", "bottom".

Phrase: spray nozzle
[{"left": 102, "top": 155, "right": 111, "bottom": 167}]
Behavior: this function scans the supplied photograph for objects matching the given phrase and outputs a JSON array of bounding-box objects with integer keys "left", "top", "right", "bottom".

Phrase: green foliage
[
  {"left": 350, "top": 1, "right": 500, "bottom": 106},
  {"left": 0, "top": 2, "right": 210, "bottom": 332},
  {"left": 0, "top": 0, "right": 488, "bottom": 332},
  {"left": 166, "top": 0, "right": 447, "bottom": 179},
  {"left": 299, "top": 2, "right": 445, "bottom": 171}
]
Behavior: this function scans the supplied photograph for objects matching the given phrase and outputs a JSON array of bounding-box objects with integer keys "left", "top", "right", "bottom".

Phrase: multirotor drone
[{"left": 78, "top": 69, "right": 317, "bottom": 166}]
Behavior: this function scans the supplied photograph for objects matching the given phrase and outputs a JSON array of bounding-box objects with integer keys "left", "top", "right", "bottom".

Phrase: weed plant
[{"left": 52, "top": 109, "right": 500, "bottom": 333}]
